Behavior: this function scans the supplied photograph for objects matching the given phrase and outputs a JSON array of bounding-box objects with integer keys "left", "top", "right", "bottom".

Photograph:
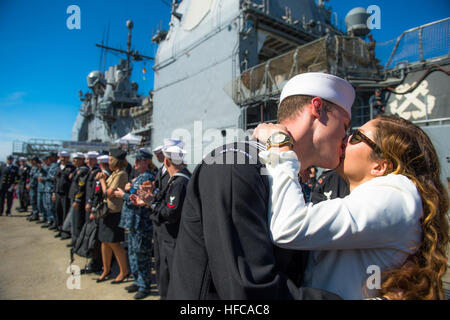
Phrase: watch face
[{"left": 272, "top": 133, "right": 287, "bottom": 144}]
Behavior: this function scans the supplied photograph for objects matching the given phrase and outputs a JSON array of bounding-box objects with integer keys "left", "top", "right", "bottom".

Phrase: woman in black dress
[{"left": 96, "top": 149, "right": 130, "bottom": 283}]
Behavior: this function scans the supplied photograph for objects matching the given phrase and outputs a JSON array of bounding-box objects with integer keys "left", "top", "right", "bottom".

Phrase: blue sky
[{"left": 0, "top": 0, "right": 449, "bottom": 161}]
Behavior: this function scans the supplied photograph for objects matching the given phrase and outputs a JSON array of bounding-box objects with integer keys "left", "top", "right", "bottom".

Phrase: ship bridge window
[{"left": 183, "top": 0, "right": 214, "bottom": 31}]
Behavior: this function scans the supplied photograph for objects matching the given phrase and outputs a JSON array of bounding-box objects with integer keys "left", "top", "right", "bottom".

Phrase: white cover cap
[
  {"left": 72, "top": 152, "right": 85, "bottom": 159},
  {"left": 59, "top": 151, "right": 70, "bottom": 157},
  {"left": 86, "top": 151, "right": 99, "bottom": 159},
  {"left": 162, "top": 145, "right": 187, "bottom": 163},
  {"left": 97, "top": 155, "right": 109, "bottom": 163},
  {"left": 163, "top": 138, "right": 185, "bottom": 149},
  {"left": 152, "top": 145, "right": 164, "bottom": 153},
  {"left": 279, "top": 72, "right": 355, "bottom": 118}
]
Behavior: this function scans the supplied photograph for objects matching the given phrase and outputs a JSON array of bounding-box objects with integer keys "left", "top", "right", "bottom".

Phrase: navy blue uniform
[
  {"left": 167, "top": 142, "right": 340, "bottom": 300},
  {"left": 310, "top": 170, "right": 349, "bottom": 205},
  {"left": 17, "top": 164, "right": 31, "bottom": 211},
  {"left": 68, "top": 165, "right": 89, "bottom": 245},
  {"left": 152, "top": 165, "right": 169, "bottom": 287},
  {"left": 54, "top": 162, "right": 76, "bottom": 232},
  {"left": 82, "top": 165, "right": 102, "bottom": 271},
  {"left": 152, "top": 167, "right": 191, "bottom": 299},
  {"left": 0, "top": 163, "right": 19, "bottom": 215}
]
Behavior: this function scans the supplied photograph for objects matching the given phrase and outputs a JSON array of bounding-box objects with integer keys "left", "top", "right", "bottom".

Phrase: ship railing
[
  {"left": 385, "top": 17, "right": 450, "bottom": 69},
  {"left": 12, "top": 139, "right": 63, "bottom": 157},
  {"left": 411, "top": 117, "right": 450, "bottom": 126},
  {"left": 233, "top": 35, "right": 379, "bottom": 106},
  {"left": 351, "top": 105, "right": 450, "bottom": 128}
]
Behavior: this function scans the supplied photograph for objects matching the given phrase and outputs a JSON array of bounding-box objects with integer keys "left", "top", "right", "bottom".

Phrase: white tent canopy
[{"left": 114, "top": 133, "right": 142, "bottom": 145}]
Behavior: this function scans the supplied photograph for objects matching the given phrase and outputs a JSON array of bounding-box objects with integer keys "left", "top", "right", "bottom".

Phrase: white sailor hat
[
  {"left": 86, "top": 151, "right": 99, "bottom": 159},
  {"left": 72, "top": 152, "right": 85, "bottom": 159},
  {"left": 163, "top": 138, "right": 185, "bottom": 149},
  {"left": 59, "top": 151, "right": 70, "bottom": 157},
  {"left": 279, "top": 72, "right": 355, "bottom": 118},
  {"left": 162, "top": 145, "right": 187, "bottom": 163},
  {"left": 97, "top": 155, "right": 109, "bottom": 163},
  {"left": 152, "top": 145, "right": 164, "bottom": 153},
  {"left": 19, "top": 157, "right": 27, "bottom": 161}
]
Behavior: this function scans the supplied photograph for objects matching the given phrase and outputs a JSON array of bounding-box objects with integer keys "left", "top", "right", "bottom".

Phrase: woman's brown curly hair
[{"left": 371, "top": 115, "right": 449, "bottom": 299}]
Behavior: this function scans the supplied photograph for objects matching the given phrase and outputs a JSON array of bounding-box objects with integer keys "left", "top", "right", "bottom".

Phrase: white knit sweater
[{"left": 259, "top": 150, "right": 423, "bottom": 299}]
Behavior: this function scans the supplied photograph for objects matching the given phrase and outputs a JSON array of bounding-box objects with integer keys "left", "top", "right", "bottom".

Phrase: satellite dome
[
  {"left": 345, "top": 7, "right": 370, "bottom": 37},
  {"left": 87, "top": 71, "right": 105, "bottom": 88}
]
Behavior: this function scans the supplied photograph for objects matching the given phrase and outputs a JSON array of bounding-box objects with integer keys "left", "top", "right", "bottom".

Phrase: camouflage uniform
[
  {"left": 43, "top": 162, "right": 58, "bottom": 223},
  {"left": 119, "top": 170, "right": 154, "bottom": 293},
  {"left": 29, "top": 165, "right": 40, "bottom": 219},
  {"left": 37, "top": 164, "right": 47, "bottom": 220}
]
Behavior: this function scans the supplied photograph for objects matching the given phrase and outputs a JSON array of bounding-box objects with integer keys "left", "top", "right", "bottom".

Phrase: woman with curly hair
[{"left": 253, "top": 115, "right": 449, "bottom": 299}]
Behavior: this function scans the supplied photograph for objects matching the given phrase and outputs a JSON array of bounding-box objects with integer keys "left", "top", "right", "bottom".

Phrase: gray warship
[
  {"left": 72, "top": 20, "right": 154, "bottom": 146},
  {"left": 70, "top": 0, "right": 449, "bottom": 186}
]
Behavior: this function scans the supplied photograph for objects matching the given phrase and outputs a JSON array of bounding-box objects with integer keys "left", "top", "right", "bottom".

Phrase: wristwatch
[{"left": 266, "top": 132, "right": 293, "bottom": 150}]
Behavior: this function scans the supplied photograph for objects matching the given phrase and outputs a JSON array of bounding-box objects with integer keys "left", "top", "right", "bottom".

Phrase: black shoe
[
  {"left": 80, "top": 269, "right": 93, "bottom": 275},
  {"left": 66, "top": 243, "right": 74, "bottom": 248},
  {"left": 54, "top": 232, "right": 62, "bottom": 238},
  {"left": 96, "top": 272, "right": 111, "bottom": 283},
  {"left": 36, "top": 219, "right": 46, "bottom": 224},
  {"left": 29, "top": 216, "right": 39, "bottom": 221},
  {"left": 41, "top": 223, "right": 50, "bottom": 228},
  {"left": 80, "top": 267, "right": 102, "bottom": 275},
  {"left": 111, "top": 273, "right": 130, "bottom": 284},
  {"left": 16, "top": 208, "right": 25, "bottom": 212},
  {"left": 48, "top": 225, "right": 58, "bottom": 230},
  {"left": 125, "top": 284, "right": 139, "bottom": 293},
  {"left": 60, "top": 235, "right": 71, "bottom": 240},
  {"left": 134, "top": 291, "right": 150, "bottom": 300}
]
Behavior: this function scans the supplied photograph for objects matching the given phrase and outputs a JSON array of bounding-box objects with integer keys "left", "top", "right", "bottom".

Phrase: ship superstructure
[{"left": 70, "top": 0, "right": 449, "bottom": 184}]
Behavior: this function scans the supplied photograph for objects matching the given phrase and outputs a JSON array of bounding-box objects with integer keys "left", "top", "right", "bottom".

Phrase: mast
[{"left": 95, "top": 20, "right": 154, "bottom": 78}]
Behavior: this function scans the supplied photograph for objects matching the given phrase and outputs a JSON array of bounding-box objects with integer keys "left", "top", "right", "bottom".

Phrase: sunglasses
[{"left": 349, "top": 129, "right": 382, "bottom": 154}]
